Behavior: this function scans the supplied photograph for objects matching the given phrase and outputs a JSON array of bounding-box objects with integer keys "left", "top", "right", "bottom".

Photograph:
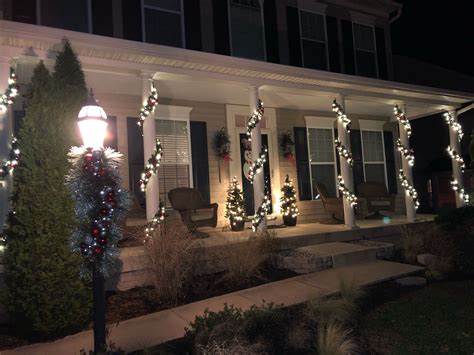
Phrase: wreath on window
[
  {"left": 213, "top": 127, "right": 232, "bottom": 163},
  {"left": 280, "top": 130, "right": 295, "bottom": 166}
]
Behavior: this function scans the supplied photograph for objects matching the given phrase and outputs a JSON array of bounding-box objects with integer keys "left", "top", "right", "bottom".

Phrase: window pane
[
  {"left": 302, "top": 40, "right": 327, "bottom": 70},
  {"left": 308, "top": 128, "right": 334, "bottom": 163},
  {"left": 145, "top": 0, "right": 181, "bottom": 12},
  {"left": 356, "top": 50, "right": 377, "bottom": 78},
  {"left": 230, "top": 1, "right": 265, "bottom": 60},
  {"left": 353, "top": 23, "right": 375, "bottom": 51},
  {"left": 158, "top": 165, "right": 190, "bottom": 207},
  {"left": 311, "top": 164, "right": 336, "bottom": 198},
  {"left": 156, "top": 119, "right": 190, "bottom": 164},
  {"left": 364, "top": 164, "right": 386, "bottom": 185},
  {"left": 145, "top": 8, "right": 183, "bottom": 47},
  {"left": 300, "top": 11, "right": 325, "bottom": 41},
  {"left": 362, "top": 131, "right": 384, "bottom": 162},
  {"left": 41, "top": 0, "right": 88, "bottom": 32}
]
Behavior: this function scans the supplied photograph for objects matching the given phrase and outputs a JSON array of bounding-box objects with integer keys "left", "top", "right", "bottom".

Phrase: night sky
[{"left": 391, "top": 0, "right": 474, "bottom": 77}]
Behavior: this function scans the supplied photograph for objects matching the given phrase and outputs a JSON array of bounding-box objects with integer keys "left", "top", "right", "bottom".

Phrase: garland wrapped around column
[
  {"left": 332, "top": 100, "right": 352, "bottom": 131},
  {"left": 248, "top": 146, "right": 268, "bottom": 184},
  {"left": 447, "top": 146, "right": 466, "bottom": 172},
  {"left": 144, "top": 200, "right": 166, "bottom": 240},
  {"left": 0, "top": 136, "right": 19, "bottom": 180},
  {"left": 139, "top": 138, "right": 163, "bottom": 191},
  {"left": 66, "top": 147, "right": 130, "bottom": 277},
  {"left": 398, "top": 169, "right": 420, "bottom": 210},
  {"left": 393, "top": 105, "right": 412, "bottom": 137},
  {"left": 337, "top": 175, "right": 357, "bottom": 207},
  {"left": 137, "top": 83, "right": 159, "bottom": 130},
  {"left": 450, "top": 178, "right": 470, "bottom": 204},
  {"left": 246, "top": 99, "right": 264, "bottom": 140},
  {"left": 444, "top": 112, "right": 464, "bottom": 140},
  {"left": 0, "top": 68, "right": 18, "bottom": 110},
  {"left": 252, "top": 187, "right": 271, "bottom": 232},
  {"left": 396, "top": 139, "right": 415, "bottom": 166},
  {"left": 334, "top": 138, "right": 353, "bottom": 167}
]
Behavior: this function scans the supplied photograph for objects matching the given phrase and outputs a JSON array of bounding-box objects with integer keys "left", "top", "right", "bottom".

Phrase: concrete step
[{"left": 277, "top": 241, "right": 394, "bottom": 274}]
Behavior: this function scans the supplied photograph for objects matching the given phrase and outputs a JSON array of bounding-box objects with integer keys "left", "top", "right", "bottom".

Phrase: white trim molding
[
  {"left": 154, "top": 105, "right": 192, "bottom": 120},
  {"left": 358, "top": 119, "right": 387, "bottom": 131},
  {"left": 304, "top": 116, "right": 337, "bottom": 129}
]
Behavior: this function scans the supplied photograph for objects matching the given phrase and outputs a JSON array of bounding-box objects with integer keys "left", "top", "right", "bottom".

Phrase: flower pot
[
  {"left": 283, "top": 215, "right": 297, "bottom": 226},
  {"left": 230, "top": 218, "right": 245, "bottom": 232}
]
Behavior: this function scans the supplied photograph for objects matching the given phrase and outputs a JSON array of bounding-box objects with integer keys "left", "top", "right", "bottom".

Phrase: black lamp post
[{"left": 78, "top": 91, "right": 108, "bottom": 353}]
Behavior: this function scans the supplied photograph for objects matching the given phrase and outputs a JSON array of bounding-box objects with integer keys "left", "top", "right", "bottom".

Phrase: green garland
[
  {"left": 0, "top": 68, "right": 19, "bottom": 109},
  {"left": 246, "top": 99, "right": 264, "bottom": 140},
  {"left": 140, "top": 138, "right": 163, "bottom": 191},
  {"left": 137, "top": 83, "right": 159, "bottom": 129},
  {"left": 393, "top": 105, "right": 412, "bottom": 137},
  {"left": 144, "top": 200, "right": 166, "bottom": 240},
  {"left": 0, "top": 136, "right": 19, "bottom": 180}
]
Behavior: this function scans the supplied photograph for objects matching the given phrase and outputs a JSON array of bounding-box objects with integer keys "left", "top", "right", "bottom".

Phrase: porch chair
[
  {"left": 168, "top": 188, "right": 218, "bottom": 234},
  {"left": 315, "top": 182, "right": 344, "bottom": 224},
  {"left": 357, "top": 181, "right": 396, "bottom": 219}
]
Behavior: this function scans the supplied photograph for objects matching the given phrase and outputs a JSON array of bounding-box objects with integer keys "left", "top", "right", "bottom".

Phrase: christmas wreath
[
  {"left": 213, "top": 127, "right": 232, "bottom": 163},
  {"left": 280, "top": 131, "right": 295, "bottom": 165}
]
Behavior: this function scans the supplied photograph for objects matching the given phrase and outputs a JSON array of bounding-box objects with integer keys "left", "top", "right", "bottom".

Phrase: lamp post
[{"left": 78, "top": 90, "right": 108, "bottom": 353}]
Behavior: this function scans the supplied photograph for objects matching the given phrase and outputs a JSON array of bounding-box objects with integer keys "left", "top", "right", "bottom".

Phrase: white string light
[
  {"left": 337, "top": 175, "right": 357, "bottom": 208},
  {"left": 398, "top": 169, "right": 420, "bottom": 210},
  {"left": 334, "top": 138, "right": 353, "bottom": 166},
  {"left": 248, "top": 147, "right": 268, "bottom": 184},
  {"left": 332, "top": 100, "right": 351, "bottom": 132},
  {"left": 396, "top": 138, "right": 415, "bottom": 166},
  {"left": 137, "top": 83, "right": 159, "bottom": 128},
  {"left": 447, "top": 146, "right": 466, "bottom": 172},
  {"left": 450, "top": 177, "right": 470, "bottom": 204},
  {"left": 444, "top": 112, "right": 464, "bottom": 141},
  {"left": 246, "top": 99, "right": 264, "bottom": 141},
  {"left": 0, "top": 68, "right": 18, "bottom": 110},
  {"left": 393, "top": 105, "right": 412, "bottom": 137},
  {"left": 139, "top": 138, "right": 163, "bottom": 191}
]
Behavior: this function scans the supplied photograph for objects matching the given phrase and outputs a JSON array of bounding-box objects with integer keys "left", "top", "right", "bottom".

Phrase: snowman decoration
[{"left": 241, "top": 138, "right": 253, "bottom": 182}]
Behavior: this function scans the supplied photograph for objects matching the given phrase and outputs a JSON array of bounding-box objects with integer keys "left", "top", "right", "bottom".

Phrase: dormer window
[
  {"left": 299, "top": 10, "right": 328, "bottom": 70},
  {"left": 353, "top": 23, "right": 378, "bottom": 78},
  {"left": 143, "top": 0, "right": 185, "bottom": 48}
]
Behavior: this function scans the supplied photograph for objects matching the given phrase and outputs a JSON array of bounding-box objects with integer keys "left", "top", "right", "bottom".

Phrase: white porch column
[
  {"left": 249, "top": 85, "right": 267, "bottom": 232},
  {"left": 0, "top": 57, "right": 13, "bottom": 232},
  {"left": 141, "top": 72, "right": 159, "bottom": 221},
  {"left": 448, "top": 110, "right": 465, "bottom": 208},
  {"left": 400, "top": 104, "right": 416, "bottom": 222},
  {"left": 335, "top": 94, "right": 356, "bottom": 228}
]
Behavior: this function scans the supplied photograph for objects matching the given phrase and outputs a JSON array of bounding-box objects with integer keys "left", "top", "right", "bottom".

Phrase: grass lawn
[{"left": 360, "top": 280, "right": 474, "bottom": 354}]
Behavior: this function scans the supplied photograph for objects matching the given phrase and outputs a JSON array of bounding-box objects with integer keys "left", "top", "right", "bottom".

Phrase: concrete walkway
[{"left": 1, "top": 260, "right": 423, "bottom": 355}]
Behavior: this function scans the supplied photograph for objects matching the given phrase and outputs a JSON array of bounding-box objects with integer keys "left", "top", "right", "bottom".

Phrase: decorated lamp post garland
[
  {"left": 398, "top": 169, "right": 420, "bottom": 210},
  {"left": 225, "top": 176, "right": 246, "bottom": 231},
  {"left": 332, "top": 100, "right": 352, "bottom": 132},
  {"left": 246, "top": 99, "right": 264, "bottom": 140},
  {"left": 248, "top": 146, "right": 268, "bottom": 184},
  {"left": 447, "top": 146, "right": 466, "bottom": 171},
  {"left": 334, "top": 138, "right": 353, "bottom": 167},
  {"left": 67, "top": 147, "right": 130, "bottom": 276},
  {"left": 0, "top": 136, "right": 20, "bottom": 180},
  {"left": 393, "top": 105, "right": 412, "bottom": 137},
  {"left": 0, "top": 68, "right": 19, "bottom": 110},
  {"left": 337, "top": 175, "right": 358, "bottom": 207},
  {"left": 139, "top": 138, "right": 163, "bottom": 191},
  {"left": 450, "top": 178, "right": 470, "bottom": 204},
  {"left": 444, "top": 112, "right": 463, "bottom": 141},
  {"left": 396, "top": 138, "right": 415, "bottom": 166},
  {"left": 137, "top": 83, "right": 159, "bottom": 130},
  {"left": 280, "top": 175, "right": 299, "bottom": 226}
]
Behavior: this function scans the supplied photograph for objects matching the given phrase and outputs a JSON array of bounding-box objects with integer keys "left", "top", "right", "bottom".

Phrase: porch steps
[
  {"left": 276, "top": 241, "right": 394, "bottom": 274},
  {"left": 297, "top": 200, "right": 330, "bottom": 223}
]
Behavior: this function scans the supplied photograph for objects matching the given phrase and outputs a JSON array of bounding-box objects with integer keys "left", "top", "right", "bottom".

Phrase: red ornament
[
  {"left": 84, "top": 153, "right": 93, "bottom": 163},
  {"left": 94, "top": 246, "right": 104, "bottom": 255},
  {"left": 98, "top": 237, "right": 108, "bottom": 246},
  {"left": 91, "top": 227, "right": 100, "bottom": 237},
  {"left": 98, "top": 167, "right": 107, "bottom": 177},
  {"left": 100, "top": 207, "right": 109, "bottom": 216}
]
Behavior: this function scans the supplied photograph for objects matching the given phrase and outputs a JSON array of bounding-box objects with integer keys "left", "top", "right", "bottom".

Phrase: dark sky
[{"left": 391, "top": 0, "right": 474, "bottom": 77}]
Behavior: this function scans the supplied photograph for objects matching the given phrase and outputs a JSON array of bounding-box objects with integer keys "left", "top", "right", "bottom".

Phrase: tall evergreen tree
[{"left": 3, "top": 42, "right": 91, "bottom": 339}]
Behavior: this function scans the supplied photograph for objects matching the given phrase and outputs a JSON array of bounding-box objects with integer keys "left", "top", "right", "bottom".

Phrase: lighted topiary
[
  {"left": 225, "top": 176, "right": 246, "bottom": 231},
  {"left": 280, "top": 175, "right": 299, "bottom": 226}
]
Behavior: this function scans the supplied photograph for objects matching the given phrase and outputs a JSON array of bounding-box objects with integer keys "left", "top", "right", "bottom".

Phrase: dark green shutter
[
  {"left": 263, "top": 0, "right": 280, "bottom": 63},
  {"left": 326, "top": 16, "right": 340, "bottom": 73},
  {"left": 341, "top": 20, "right": 355, "bottom": 75},
  {"left": 127, "top": 117, "right": 145, "bottom": 205},
  {"left": 286, "top": 6, "right": 302, "bottom": 67},
  {"left": 212, "top": 0, "right": 230, "bottom": 55},
  {"left": 383, "top": 131, "right": 398, "bottom": 194},
  {"left": 350, "top": 130, "right": 364, "bottom": 192},
  {"left": 294, "top": 127, "right": 311, "bottom": 200},
  {"left": 122, "top": 0, "right": 142, "bottom": 41},
  {"left": 375, "top": 27, "right": 388, "bottom": 80},
  {"left": 184, "top": 0, "right": 202, "bottom": 51},
  {"left": 190, "top": 121, "right": 210, "bottom": 203},
  {"left": 334, "top": 129, "right": 340, "bottom": 175}
]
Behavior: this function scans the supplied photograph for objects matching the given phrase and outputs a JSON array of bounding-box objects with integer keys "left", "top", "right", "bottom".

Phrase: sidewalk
[{"left": 1, "top": 260, "right": 422, "bottom": 355}]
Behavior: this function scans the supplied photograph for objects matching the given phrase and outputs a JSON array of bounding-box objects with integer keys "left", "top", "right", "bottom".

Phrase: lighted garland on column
[
  {"left": 444, "top": 112, "right": 464, "bottom": 141},
  {"left": 393, "top": 105, "right": 412, "bottom": 137},
  {"left": 0, "top": 68, "right": 19, "bottom": 110},
  {"left": 334, "top": 138, "right": 353, "bottom": 167},
  {"left": 252, "top": 188, "right": 271, "bottom": 232},
  {"left": 0, "top": 136, "right": 20, "bottom": 180},
  {"left": 144, "top": 200, "right": 166, "bottom": 241},
  {"left": 398, "top": 169, "right": 420, "bottom": 210},
  {"left": 248, "top": 146, "right": 268, "bottom": 184},
  {"left": 139, "top": 138, "right": 163, "bottom": 191},
  {"left": 396, "top": 138, "right": 415, "bottom": 166},
  {"left": 66, "top": 147, "right": 130, "bottom": 277},
  {"left": 137, "top": 83, "right": 159, "bottom": 129},
  {"left": 337, "top": 175, "right": 358, "bottom": 207},
  {"left": 450, "top": 178, "right": 470, "bottom": 204},
  {"left": 332, "top": 100, "right": 351, "bottom": 132},
  {"left": 246, "top": 99, "right": 264, "bottom": 140},
  {"left": 447, "top": 146, "right": 466, "bottom": 172}
]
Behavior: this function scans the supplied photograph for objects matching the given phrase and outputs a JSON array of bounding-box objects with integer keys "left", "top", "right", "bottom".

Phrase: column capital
[
  {"left": 140, "top": 70, "right": 155, "bottom": 80},
  {"left": 335, "top": 93, "right": 345, "bottom": 102}
]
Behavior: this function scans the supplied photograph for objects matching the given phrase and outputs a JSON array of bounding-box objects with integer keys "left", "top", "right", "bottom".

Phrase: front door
[{"left": 239, "top": 133, "right": 273, "bottom": 216}]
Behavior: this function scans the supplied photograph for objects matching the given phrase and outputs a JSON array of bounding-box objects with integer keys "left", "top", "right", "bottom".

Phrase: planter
[
  {"left": 230, "top": 218, "right": 245, "bottom": 231},
  {"left": 283, "top": 215, "right": 297, "bottom": 226}
]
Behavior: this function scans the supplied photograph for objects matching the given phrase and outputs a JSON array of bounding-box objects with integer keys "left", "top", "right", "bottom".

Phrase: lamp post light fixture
[{"left": 78, "top": 89, "right": 108, "bottom": 354}]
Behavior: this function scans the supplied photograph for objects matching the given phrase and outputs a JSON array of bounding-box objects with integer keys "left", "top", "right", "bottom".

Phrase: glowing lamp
[{"left": 78, "top": 90, "right": 108, "bottom": 150}]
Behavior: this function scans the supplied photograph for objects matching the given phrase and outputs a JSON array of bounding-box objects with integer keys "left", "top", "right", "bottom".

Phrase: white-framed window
[
  {"left": 228, "top": 0, "right": 266, "bottom": 61},
  {"left": 305, "top": 117, "right": 338, "bottom": 199},
  {"left": 142, "top": 0, "right": 185, "bottom": 48},
  {"left": 38, "top": 0, "right": 91, "bottom": 33},
  {"left": 299, "top": 9, "right": 328, "bottom": 70},
  {"left": 359, "top": 120, "right": 387, "bottom": 186},
  {"left": 155, "top": 117, "right": 193, "bottom": 207},
  {"left": 352, "top": 23, "right": 378, "bottom": 78}
]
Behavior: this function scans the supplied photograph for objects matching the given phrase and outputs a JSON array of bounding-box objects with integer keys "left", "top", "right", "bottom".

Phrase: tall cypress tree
[{"left": 3, "top": 42, "right": 91, "bottom": 339}]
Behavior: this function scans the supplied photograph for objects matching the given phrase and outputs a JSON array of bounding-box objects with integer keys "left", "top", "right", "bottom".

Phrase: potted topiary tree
[
  {"left": 225, "top": 176, "right": 246, "bottom": 231},
  {"left": 280, "top": 174, "right": 299, "bottom": 226}
]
